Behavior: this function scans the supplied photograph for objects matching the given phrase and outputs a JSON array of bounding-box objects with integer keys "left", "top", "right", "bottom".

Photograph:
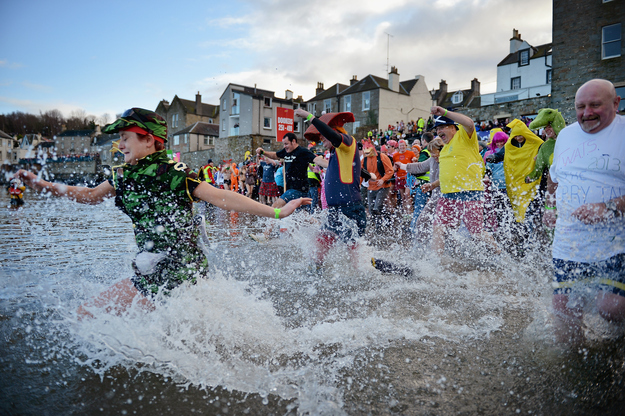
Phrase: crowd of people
[{"left": 12, "top": 79, "right": 624, "bottom": 346}]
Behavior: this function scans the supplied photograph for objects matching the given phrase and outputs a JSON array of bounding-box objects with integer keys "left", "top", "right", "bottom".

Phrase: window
[
  {"left": 264, "top": 97, "right": 272, "bottom": 107},
  {"left": 263, "top": 117, "right": 272, "bottom": 129},
  {"left": 172, "top": 113, "right": 179, "bottom": 129},
  {"left": 311, "top": 103, "right": 316, "bottom": 115},
  {"left": 546, "top": 69, "right": 552, "bottom": 84},
  {"left": 362, "top": 91, "right": 370, "bottom": 111},
  {"left": 222, "top": 98, "right": 226, "bottom": 111},
  {"left": 232, "top": 92, "right": 240, "bottom": 115},
  {"left": 173, "top": 136, "right": 180, "bottom": 145},
  {"left": 184, "top": 134, "right": 188, "bottom": 144},
  {"left": 222, "top": 118, "right": 225, "bottom": 131},
  {"left": 352, "top": 121, "right": 360, "bottom": 135},
  {"left": 324, "top": 99, "right": 332, "bottom": 113},
  {"left": 602, "top": 23, "right": 622, "bottom": 59},
  {"left": 294, "top": 121, "right": 300, "bottom": 132},
  {"left": 511, "top": 77, "right": 521, "bottom": 90},
  {"left": 343, "top": 95, "right": 351, "bottom": 112},
  {"left": 204, "top": 137, "right": 214, "bottom": 146},
  {"left": 518, "top": 49, "right": 529, "bottom": 66},
  {"left": 451, "top": 91, "right": 463, "bottom": 105}
]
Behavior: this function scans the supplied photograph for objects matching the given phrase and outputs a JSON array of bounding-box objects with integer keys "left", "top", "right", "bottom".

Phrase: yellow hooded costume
[{"left": 504, "top": 119, "right": 543, "bottom": 222}]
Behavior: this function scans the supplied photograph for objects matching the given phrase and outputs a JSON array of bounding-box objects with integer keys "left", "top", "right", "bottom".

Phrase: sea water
[{"left": 1, "top": 190, "right": 624, "bottom": 415}]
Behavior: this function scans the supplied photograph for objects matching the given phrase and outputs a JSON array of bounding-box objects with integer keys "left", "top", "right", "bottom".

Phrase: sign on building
[{"left": 276, "top": 108, "right": 294, "bottom": 142}]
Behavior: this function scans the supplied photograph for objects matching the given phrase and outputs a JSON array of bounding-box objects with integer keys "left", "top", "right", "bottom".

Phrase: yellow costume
[
  {"left": 503, "top": 119, "right": 543, "bottom": 222},
  {"left": 439, "top": 125, "right": 485, "bottom": 194}
]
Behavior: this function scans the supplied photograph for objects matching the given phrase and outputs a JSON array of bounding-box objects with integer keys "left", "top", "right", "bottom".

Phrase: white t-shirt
[{"left": 550, "top": 115, "right": 625, "bottom": 262}]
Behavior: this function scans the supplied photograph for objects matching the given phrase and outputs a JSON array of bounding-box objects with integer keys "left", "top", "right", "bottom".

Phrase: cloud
[
  {"left": 195, "top": 0, "right": 552, "bottom": 99},
  {"left": 0, "top": 59, "right": 23, "bottom": 69},
  {"left": 21, "top": 81, "right": 53, "bottom": 92}
]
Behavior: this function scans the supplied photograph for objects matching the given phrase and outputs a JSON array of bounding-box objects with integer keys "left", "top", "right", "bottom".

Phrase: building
[
  {"left": 170, "top": 122, "right": 219, "bottom": 154},
  {"left": 54, "top": 129, "right": 97, "bottom": 156},
  {"left": 1, "top": 130, "right": 17, "bottom": 165},
  {"left": 219, "top": 84, "right": 303, "bottom": 145},
  {"left": 551, "top": 0, "right": 625, "bottom": 122},
  {"left": 155, "top": 93, "right": 219, "bottom": 143},
  {"left": 480, "top": 29, "right": 552, "bottom": 106},
  {"left": 431, "top": 78, "right": 481, "bottom": 110},
  {"left": 306, "top": 67, "right": 431, "bottom": 136}
]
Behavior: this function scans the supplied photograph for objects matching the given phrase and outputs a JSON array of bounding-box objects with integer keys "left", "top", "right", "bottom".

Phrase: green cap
[{"left": 103, "top": 108, "right": 168, "bottom": 142}]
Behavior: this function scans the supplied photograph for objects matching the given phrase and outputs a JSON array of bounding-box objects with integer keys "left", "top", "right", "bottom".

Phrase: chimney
[
  {"left": 316, "top": 82, "right": 325, "bottom": 96},
  {"left": 510, "top": 28, "right": 523, "bottom": 54},
  {"left": 438, "top": 80, "right": 448, "bottom": 105},
  {"left": 195, "top": 92, "right": 202, "bottom": 115},
  {"left": 388, "top": 66, "right": 400, "bottom": 92},
  {"left": 285, "top": 89, "right": 293, "bottom": 100},
  {"left": 350, "top": 75, "right": 358, "bottom": 86},
  {"left": 471, "top": 78, "right": 480, "bottom": 95}
]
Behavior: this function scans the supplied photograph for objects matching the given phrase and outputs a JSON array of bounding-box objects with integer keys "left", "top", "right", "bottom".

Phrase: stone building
[
  {"left": 551, "top": 0, "right": 624, "bottom": 122},
  {"left": 306, "top": 68, "right": 431, "bottom": 137},
  {"left": 431, "top": 78, "right": 481, "bottom": 110},
  {"left": 155, "top": 93, "right": 219, "bottom": 143}
]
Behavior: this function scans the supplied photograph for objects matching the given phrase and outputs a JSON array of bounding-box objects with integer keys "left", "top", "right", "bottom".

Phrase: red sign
[{"left": 276, "top": 107, "right": 294, "bottom": 142}]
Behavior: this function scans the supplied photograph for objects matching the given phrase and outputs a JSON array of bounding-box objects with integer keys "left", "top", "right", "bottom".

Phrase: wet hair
[
  {"left": 427, "top": 138, "right": 445, "bottom": 153},
  {"left": 283, "top": 132, "right": 297, "bottom": 142}
]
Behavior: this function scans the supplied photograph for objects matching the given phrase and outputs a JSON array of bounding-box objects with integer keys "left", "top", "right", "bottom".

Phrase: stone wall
[
  {"left": 551, "top": 0, "right": 625, "bottom": 122},
  {"left": 458, "top": 96, "right": 552, "bottom": 123}
]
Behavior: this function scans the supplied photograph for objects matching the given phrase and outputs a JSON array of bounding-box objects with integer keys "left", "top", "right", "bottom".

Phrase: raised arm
[
  {"left": 16, "top": 170, "right": 115, "bottom": 204},
  {"left": 431, "top": 106, "right": 475, "bottom": 136}
]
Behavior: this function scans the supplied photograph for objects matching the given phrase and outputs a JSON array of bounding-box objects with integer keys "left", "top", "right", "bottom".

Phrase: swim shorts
[{"left": 552, "top": 253, "right": 625, "bottom": 297}]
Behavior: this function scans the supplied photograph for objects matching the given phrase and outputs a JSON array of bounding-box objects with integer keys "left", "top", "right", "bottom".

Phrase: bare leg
[
  {"left": 432, "top": 223, "right": 446, "bottom": 256},
  {"left": 552, "top": 293, "right": 584, "bottom": 345},
  {"left": 596, "top": 291, "right": 625, "bottom": 322},
  {"left": 77, "top": 278, "right": 154, "bottom": 319}
]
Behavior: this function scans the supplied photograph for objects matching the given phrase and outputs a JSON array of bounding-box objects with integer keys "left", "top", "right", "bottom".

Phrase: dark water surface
[{"left": 1, "top": 190, "right": 624, "bottom": 415}]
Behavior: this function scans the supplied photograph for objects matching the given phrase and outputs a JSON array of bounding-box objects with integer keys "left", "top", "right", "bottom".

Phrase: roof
[
  {"left": 308, "top": 83, "right": 349, "bottom": 101},
  {"left": 309, "top": 74, "right": 420, "bottom": 102},
  {"left": 57, "top": 129, "right": 95, "bottom": 137},
  {"left": 497, "top": 42, "right": 552, "bottom": 66},
  {"left": 172, "top": 122, "right": 219, "bottom": 137},
  {"left": 175, "top": 97, "right": 219, "bottom": 118},
  {"left": 0, "top": 129, "right": 12, "bottom": 139},
  {"left": 94, "top": 133, "right": 120, "bottom": 146}
]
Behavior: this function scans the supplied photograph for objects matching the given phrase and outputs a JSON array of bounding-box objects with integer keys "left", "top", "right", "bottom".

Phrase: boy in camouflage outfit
[{"left": 16, "top": 108, "right": 310, "bottom": 317}]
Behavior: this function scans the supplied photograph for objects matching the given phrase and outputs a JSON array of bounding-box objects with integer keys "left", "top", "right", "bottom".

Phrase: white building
[{"left": 481, "top": 29, "right": 552, "bottom": 106}]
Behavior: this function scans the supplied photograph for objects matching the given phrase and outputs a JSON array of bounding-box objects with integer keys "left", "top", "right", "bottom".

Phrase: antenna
[{"left": 385, "top": 32, "right": 394, "bottom": 74}]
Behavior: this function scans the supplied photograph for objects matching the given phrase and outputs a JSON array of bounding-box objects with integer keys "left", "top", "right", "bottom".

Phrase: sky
[{"left": 0, "top": 0, "right": 552, "bottom": 124}]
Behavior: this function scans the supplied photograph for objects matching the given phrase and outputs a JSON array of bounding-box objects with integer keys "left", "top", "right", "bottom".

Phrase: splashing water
[{"left": 1, "top": 191, "right": 624, "bottom": 415}]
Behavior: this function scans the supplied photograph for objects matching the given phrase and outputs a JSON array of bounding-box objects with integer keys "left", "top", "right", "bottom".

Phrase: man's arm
[
  {"left": 431, "top": 106, "right": 475, "bottom": 135},
  {"left": 572, "top": 195, "right": 625, "bottom": 224},
  {"left": 16, "top": 170, "right": 114, "bottom": 204},
  {"left": 313, "top": 155, "right": 329, "bottom": 168},
  {"left": 256, "top": 147, "right": 279, "bottom": 160}
]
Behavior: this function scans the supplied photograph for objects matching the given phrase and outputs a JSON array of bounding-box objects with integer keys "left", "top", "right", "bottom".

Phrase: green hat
[
  {"left": 529, "top": 108, "right": 566, "bottom": 136},
  {"left": 103, "top": 108, "right": 168, "bottom": 142}
]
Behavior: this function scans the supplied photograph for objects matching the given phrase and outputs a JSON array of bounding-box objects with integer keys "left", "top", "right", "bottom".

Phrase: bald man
[{"left": 547, "top": 79, "right": 625, "bottom": 345}]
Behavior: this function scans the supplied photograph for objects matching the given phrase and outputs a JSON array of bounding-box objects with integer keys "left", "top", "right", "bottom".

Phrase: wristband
[
  {"left": 443, "top": 109, "right": 448, "bottom": 117},
  {"left": 306, "top": 113, "right": 314, "bottom": 122},
  {"left": 544, "top": 206, "right": 557, "bottom": 210},
  {"left": 274, "top": 208, "right": 281, "bottom": 219}
]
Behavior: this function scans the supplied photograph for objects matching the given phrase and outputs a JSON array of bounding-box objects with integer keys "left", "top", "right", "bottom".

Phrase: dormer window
[
  {"left": 519, "top": 49, "right": 530, "bottom": 66},
  {"left": 451, "top": 91, "right": 463, "bottom": 105}
]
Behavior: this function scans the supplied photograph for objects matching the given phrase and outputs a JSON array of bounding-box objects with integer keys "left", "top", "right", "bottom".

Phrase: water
[{"left": 1, "top": 190, "right": 624, "bottom": 415}]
